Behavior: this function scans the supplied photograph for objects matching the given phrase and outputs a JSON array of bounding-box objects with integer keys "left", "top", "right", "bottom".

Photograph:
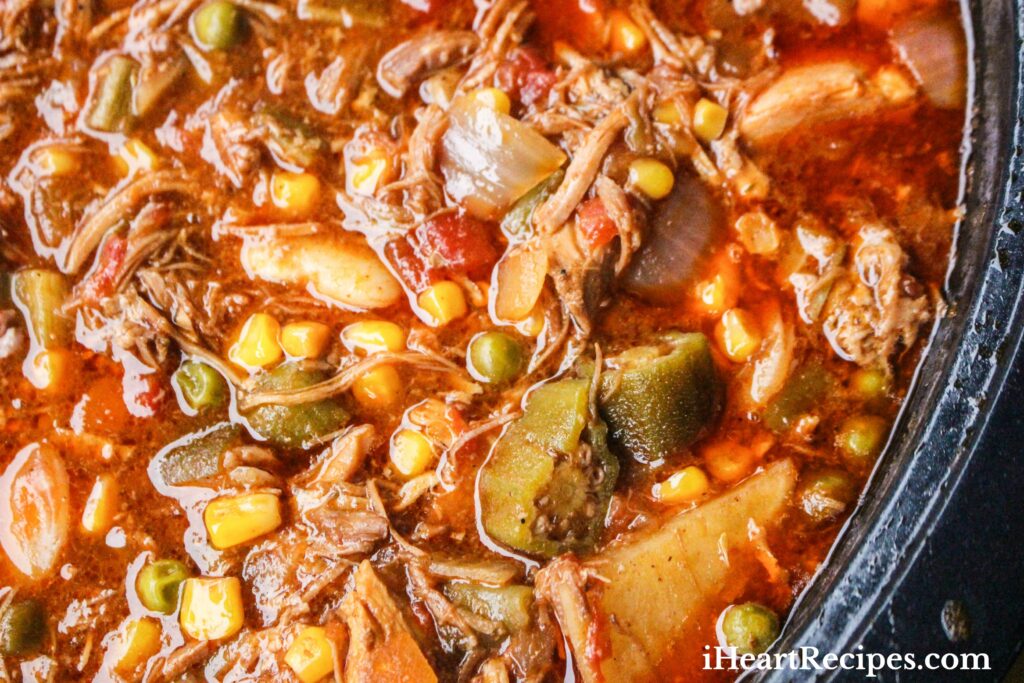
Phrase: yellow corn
[
  {"left": 342, "top": 320, "right": 406, "bottom": 355},
  {"left": 229, "top": 312, "right": 283, "bottom": 368},
  {"left": 348, "top": 152, "right": 389, "bottom": 196},
  {"left": 115, "top": 138, "right": 159, "bottom": 176},
  {"left": 608, "top": 9, "right": 647, "bottom": 54},
  {"left": 627, "top": 158, "right": 675, "bottom": 200},
  {"left": 653, "top": 100, "right": 686, "bottom": 126},
  {"left": 693, "top": 97, "right": 728, "bottom": 142},
  {"left": 653, "top": 466, "right": 709, "bottom": 504},
  {"left": 28, "top": 349, "right": 74, "bottom": 392},
  {"left": 517, "top": 306, "right": 546, "bottom": 338},
  {"left": 352, "top": 365, "right": 402, "bottom": 410},
  {"left": 204, "top": 493, "right": 282, "bottom": 549},
  {"left": 468, "top": 281, "right": 490, "bottom": 308},
  {"left": 873, "top": 65, "right": 916, "bottom": 104},
  {"left": 703, "top": 440, "right": 757, "bottom": 483},
  {"left": 470, "top": 87, "right": 512, "bottom": 115},
  {"left": 180, "top": 577, "right": 244, "bottom": 641},
  {"left": 82, "top": 474, "right": 119, "bottom": 535},
  {"left": 695, "top": 268, "right": 738, "bottom": 316},
  {"left": 280, "top": 321, "right": 331, "bottom": 359},
  {"left": 390, "top": 429, "right": 436, "bottom": 479},
  {"left": 284, "top": 626, "right": 336, "bottom": 683},
  {"left": 734, "top": 211, "right": 781, "bottom": 255},
  {"left": 271, "top": 171, "right": 321, "bottom": 214},
  {"left": 113, "top": 618, "right": 162, "bottom": 674},
  {"left": 418, "top": 281, "right": 468, "bottom": 327},
  {"left": 36, "top": 146, "right": 79, "bottom": 176},
  {"left": 715, "top": 308, "right": 762, "bottom": 363}
]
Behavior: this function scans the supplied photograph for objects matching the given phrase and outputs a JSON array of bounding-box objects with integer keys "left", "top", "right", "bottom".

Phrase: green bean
[
  {"left": 12, "top": 269, "right": 72, "bottom": 350},
  {"left": 0, "top": 600, "right": 45, "bottom": 655},
  {"left": 174, "top": 361, "right": 227, "bottom": 410},
  {"left": 719, "top": 602, "right": 779, "bottom": 655},
  {"left": 193, "top": 1, "right": 244, "bottom": 51},
  {"left": 87, "top": 56, "right": 135, "bottom": 132},
  {"left": 467, "top": 332, "right": 523, "bottom": 384},
  {"left": 154, "top": 423, "right": 240, "bottom": 486},
  {"left": 137, "top": 559, "right": 190, "bottom": 614}
]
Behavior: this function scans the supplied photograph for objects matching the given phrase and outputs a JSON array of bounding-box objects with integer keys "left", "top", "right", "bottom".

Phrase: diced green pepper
[
  {"left": 87, "top": 56, "right": 135, "bottom": 132},
  {"left": 478, "top": 379, "right": 618, "bottom": 557},
  {"left": 174, "top": 361, "right": 227, "bottom": 410},
  {"left": 153, "top": 423, "right": 240, "bottom": 486},
  {"left": 467, "top": 332, "right": 523, "bottom": 384},
  {"left": 500, "top": 169, "right": 565, "bottom": 241},
  {"left": 599, "top": 332, "right": 721, "bottom": 463},
  {"left": 245, "top": 363, "right": 350, "bottom": 448},
  {"left": 137, "top": 559, "right": 190, "bottom": 614},
  {"left": 192, "top": 1, "right": 244, "bottom": 51},
  {"left": 763, "top": 363, "right": 833, "bottom": 433},
  {"left": 12, "top": 269, "right": 72, "bottom": 350},
  {"left": 0, "top": 600, "right": 45, "bottom": 655},
  {"left": 444, "top": 583, "right": 534, "bottom": 632}
]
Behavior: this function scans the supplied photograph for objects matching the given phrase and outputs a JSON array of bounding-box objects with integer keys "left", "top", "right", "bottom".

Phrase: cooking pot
[{"left": 760, "top": 1, "right": 1024, "bottom": 679}]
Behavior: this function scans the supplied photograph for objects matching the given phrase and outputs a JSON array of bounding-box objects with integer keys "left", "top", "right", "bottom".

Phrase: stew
[{"left": 0, "top": 0, "right": 966, "bottom": 680}]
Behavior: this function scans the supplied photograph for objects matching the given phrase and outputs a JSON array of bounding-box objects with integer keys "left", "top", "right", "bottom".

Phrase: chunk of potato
[
  {"left": 538, "top": 459, "right": 797, "bottom": 683},
  {"left": 241, "top": 232, "right": 402, "bottom": 310}
]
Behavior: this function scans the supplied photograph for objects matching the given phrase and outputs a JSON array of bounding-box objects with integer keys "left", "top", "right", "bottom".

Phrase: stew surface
[{"left": 0, "top": 0, "right": 966, "bottom": 680}]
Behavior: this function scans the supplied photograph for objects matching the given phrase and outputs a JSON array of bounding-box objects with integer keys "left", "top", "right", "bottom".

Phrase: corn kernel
[
  {"left": 390, "top": 429, "right": 436, "bottom": 479},
  {"left": 653, "top": 100, "right": 687, "bottom": 126},
  {"left": 608, "top": 10, "right": 647, "bottom": 54},
  {"left": 468, "top": 280, "right": 490, "bottom": 308},
  {"left": 352, "top": 365, "right": 402, "bottom": 410},
  {"left": 114, "top": 618, "right": 162, "bottom": 674},
  {"left": 27, "top": 349, "right": 74, "bottom": 392},
  {"left": 516, "top": 306, "right": 546, "bottom": 338},
  {"left": 36, "top": 146, "right": 79, "bottom": 176},
  {"left": 204, "top": 493, "right": 282, "bottom": 549},
  {"left": 873, "top": 65, "right": 916, "bottom": 104},
  {"left": 695, "top": 266, "right": 739, "bottom": 316},
  {"left": 180, "top": 577, "right": 244, "bottom": 641},
  {"left": 280, "top": 321, "right": 331, "bottom": 359},
  {"left": 285, "top": 626, "right": 336, "bottom": 683},
  {"left": 348, "top": 153, "right": 390, "bottom": 196},
  {"left": 229, "top": 312, "right": 283, "bottom": 368},
  {"left": 82, "top": 474, "right": 119, "bottom": 535},
  {"left": 342, "top": 320, "right": 406, "bottom": 355},
  {"left": 115, "top": 138, "right": 159, "bottom": 176},
  {"left": 715, "top": 308, "right": 762, "bottom": 363},
  {"left": 734, "top": 211, "right": 781, "bottom": 255},
  {"left": 704, "top": 440, "right": 757, "bottom": 483},
  {"left": 271, "top": 171, "right": 321, "bottom": 214},
  {"left": 693, "top": 97, "right": 728, "bottom": 142},
  {"left": 470, "top": 87, "right": 512, "bottom": 115},
  {"left": 627, "top": 158, "right": 675, "bottom": 200},
  {"left": 417, "top": 281, "right": 468, "bottom": 327},
  {"left": 653, "top": 466, "right": 709, "bottom": 504}
]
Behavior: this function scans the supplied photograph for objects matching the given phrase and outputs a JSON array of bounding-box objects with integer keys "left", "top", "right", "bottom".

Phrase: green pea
[
  {"left": 719, "top": 602, "right": 779, "bottom": 655},
  {"left": 192, "top": 1, "right": 243, "bottom": 51},
  {"left": 850, "top": 368, "right": 890, "bottom": 401},
  {"left": 835, "top": 414, "right": 888, "bottom": 467},
  {"left": 174, "top": 361, "right": 227, "bottom": 410},
  {"left": 0, "top": 600, "right": 46, "bottom": 655},
  {"left": 798, "top": 470, "right": 854, "bottom": 524},
  {"left": 137, "top": 559, "right": 190, "bottom": 614},
  {"left": 467, "top": 332, "right": 524, "bottom": 384}
]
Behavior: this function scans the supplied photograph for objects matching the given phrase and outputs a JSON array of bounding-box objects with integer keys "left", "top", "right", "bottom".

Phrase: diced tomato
[
  {"left": 385, "top": 238, "right": 438, "bottom": 293},
  {"left": 78, "top": 234, "right": 127, "bottom": 305},
  {"left": 530, "top": 0, "right": 608, "bottom": 54},
  {"left": 125, "top": 371, "right": 167, "bottom": 418},
  {"left": 415, "top": 213, "right": 500, "bottom": 281},
  {"left": 495, "top": 48, "right": 558, "bottom": 107},
  {"left": 74, "top": 375, "right": 132, "bottom": 435},
  {"left": 577, "top": 198, "right": 618, "bottom": 250}
]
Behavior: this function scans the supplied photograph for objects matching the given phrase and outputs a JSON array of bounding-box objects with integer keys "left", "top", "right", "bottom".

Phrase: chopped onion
[
  {"left": 492, "top": 243, "right": 548, "bottom": 322},
  {"left": 441, "top": 97, "right": 566, "bottom": 220},
  {"left": 0, "top": 443, "right": 70, "bottom": 580},
  {"left": 891, "top": 13, "right": 966, "bottom": 110},
  {"left": 744, "top": 303, "right": 795, "bottom": 407},
  {"left": 623, "top": 173, "right": 724, "bottom": 304}
]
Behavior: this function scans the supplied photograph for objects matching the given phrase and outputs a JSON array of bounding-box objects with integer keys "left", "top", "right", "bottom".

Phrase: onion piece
[
  {"left": 0, "top": 443, "right": 70, "bottom": 580},
  {"left": 441, "top": 97, "right": 566, "bottom": 220},
  {"left": 492, "top": 244, "right": 548, "bottom": 322},
  {"left": 891, "top": 12, "right": 966, "bottom": 110},
  {"left": 623, "top": 172, "right": 725, "bottom": 304},
  {"left": 743, "top": 302, "right": 795, "bottom": 408}
]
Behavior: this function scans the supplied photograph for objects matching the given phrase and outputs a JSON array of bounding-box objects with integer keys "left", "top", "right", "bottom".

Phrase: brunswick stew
[{"left": 0, "top": 0, "right": 966, "bottom": 680}]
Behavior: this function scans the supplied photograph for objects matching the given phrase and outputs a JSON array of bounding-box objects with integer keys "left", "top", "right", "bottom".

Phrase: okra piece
[
  {"left": 444, "top": 583, "right": 534, "bottom": 632},
  {"left": 245, "top": 363, "right": 350, "bottom": 448},
  {"left": 599, "top": 332, "right": 722, "bottom": 463},
  {"left": 12, "top": 269, "right": 72, "bottom": 350},
  {"left": 174, "top": 361, "right": 227, "bottom": 410},
  {"left": 153, "top": 423, "right": 241, "bottom": 486}
]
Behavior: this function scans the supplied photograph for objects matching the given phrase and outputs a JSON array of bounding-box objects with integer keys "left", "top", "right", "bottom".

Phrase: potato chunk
[
  {"left": 241, "top": 232, "right": 402, "bottom": 310},
  {"left": 538, "top": 459, "right": 797, "bottom": 683}
]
